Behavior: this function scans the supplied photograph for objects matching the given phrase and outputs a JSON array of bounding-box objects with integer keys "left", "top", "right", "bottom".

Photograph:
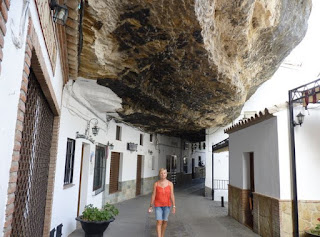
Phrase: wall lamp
[
  {"left": 50, "top": 0, "right": 68, "bottom": 25},
  {"left": 76, "top": 118, "right": 99, "bottom": 143},
  {"left": 293, "top": 112, "right": 305, "bottom": 127},
  {"left": 85, "top": 118, "right": 99, "bottom": 136},
  {"left": 106, "top": 141, "right": 114, "bottom": 150}
]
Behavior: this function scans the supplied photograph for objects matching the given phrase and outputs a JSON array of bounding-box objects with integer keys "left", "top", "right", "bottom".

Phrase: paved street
[{"left": 70, "top": 179, "right": 259, "bottom": 237}]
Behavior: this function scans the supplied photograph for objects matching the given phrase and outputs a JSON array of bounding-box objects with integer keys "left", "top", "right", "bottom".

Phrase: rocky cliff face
[{"left": 78, "top": 0, "right": 311, "bottom": 140}]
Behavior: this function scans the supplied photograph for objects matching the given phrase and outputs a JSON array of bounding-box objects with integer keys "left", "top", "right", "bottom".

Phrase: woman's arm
[
  {"left": 148, "top": 182, "right": 157, "bottom": 212},
  {"left": 170, "top": 182, "right": 176, "bottom": 214}
]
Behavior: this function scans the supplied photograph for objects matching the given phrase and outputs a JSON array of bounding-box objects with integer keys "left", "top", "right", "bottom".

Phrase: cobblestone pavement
[{"left": 69, "top": 179, "right": 259, "bottom": 237}]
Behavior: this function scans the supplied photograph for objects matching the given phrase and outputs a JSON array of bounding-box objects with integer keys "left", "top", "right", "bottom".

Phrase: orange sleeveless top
[{"left": 154, "top": 181, "right": 171, "bottom": 207}]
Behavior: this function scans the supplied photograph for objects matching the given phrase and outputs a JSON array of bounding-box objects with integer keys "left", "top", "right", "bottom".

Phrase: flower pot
[{"left": 76, "top": 217, "right": 115, "bottom": 237}]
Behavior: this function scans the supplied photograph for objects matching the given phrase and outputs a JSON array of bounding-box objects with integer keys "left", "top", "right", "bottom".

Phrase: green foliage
[
  {"left": 81, "top": 203, "right": 119, "bottom": 221},
  {"left": 310, "top": 218, "right": 320, "bottom": 235}
]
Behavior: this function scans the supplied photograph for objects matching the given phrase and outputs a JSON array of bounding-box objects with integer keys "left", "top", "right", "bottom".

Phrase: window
[
  {"left": 183, "top": 157, "right": 188, "bottom": 173},
  {"left": 140, "top": 134, "right": 143, "bottom": 146},
  {"left": 93, "top": 145, "right": 106, "bottom": 194},
  {"left": 64, "top": 138, "right": 76, "bottom": 185},
  {"left": 166, "top": 155, "right": 177, "bottom": 172},
  {"left": 150, "top": 134, "right": 153, "bottom": 143},
  {"left": 116, "top": 125, "right": 122, "bottom": 141}
]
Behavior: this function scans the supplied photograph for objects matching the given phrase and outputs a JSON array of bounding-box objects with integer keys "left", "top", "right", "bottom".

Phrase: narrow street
[{"left": 70, "top": 179, "right": 259, "bottom": 237}]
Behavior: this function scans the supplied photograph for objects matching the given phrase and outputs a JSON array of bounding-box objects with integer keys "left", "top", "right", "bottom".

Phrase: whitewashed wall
[
  {"left": 294, "top": 106, "right": 320, "bottom": 200},
  {"left": 229, "top": 118, "right": 280, "bottom": 198},
  {"left": 205, "top": 0, "right": 320, "bottom": 201},
  {"left": 205, "top": 127, "right": 228, "bottom": 189},
  {"left": 0, "top": 1, "right": 64, "bottom": 233},
  {"left": 50, "top": 85, "right": 190, "bottom": 236},
  {"left": 275, "top": 110, "right": 292, "bottom": 200}
]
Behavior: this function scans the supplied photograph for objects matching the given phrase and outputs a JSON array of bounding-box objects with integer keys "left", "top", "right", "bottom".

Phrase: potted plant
[
  {"left": 306, "top": 218, "right": 320, "bottom": 236},
  {"left": 76, "top": 203, "right": 119, "bottom": 237}
]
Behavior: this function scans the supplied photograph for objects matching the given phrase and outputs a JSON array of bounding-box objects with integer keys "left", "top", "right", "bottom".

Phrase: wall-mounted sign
[
  {"left": 127, "top": 142, "right": 138, "bottom": 151},
  {"left": 35, "top": 0, "right": 57, "bottom": 74}
]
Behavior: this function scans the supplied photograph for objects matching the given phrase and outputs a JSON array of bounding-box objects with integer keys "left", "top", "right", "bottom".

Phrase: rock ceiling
[{"left": 78, "top": 0, "right": 311, "bottom": 141}]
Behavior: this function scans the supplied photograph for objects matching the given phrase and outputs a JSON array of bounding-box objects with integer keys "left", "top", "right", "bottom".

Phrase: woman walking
[{"left": 148, "top": 168, "right": 176, "bottom": 237}]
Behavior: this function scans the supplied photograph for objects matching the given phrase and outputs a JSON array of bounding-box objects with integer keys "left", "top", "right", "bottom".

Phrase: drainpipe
[{"left": 288, "top": 90, "right": 299, "bottom": 237}]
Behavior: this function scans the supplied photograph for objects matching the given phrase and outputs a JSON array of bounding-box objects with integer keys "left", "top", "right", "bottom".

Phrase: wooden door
[
  {"left": 192, "top": 158, "right": 195, "bottom": 179},
  {"left": 245, "top": 152, "right": 255, "bottom": 229},
  {"left": 77, "top": 145, "right": 85, "bottom": 216},
  {"left": 109, "top": 152, "right": 120, "bottom": 194},
  {"left": 136, "top": 155, "right": 142, "bottom": 196}
]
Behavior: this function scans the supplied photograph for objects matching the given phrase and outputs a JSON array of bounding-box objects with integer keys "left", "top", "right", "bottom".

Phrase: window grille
[
  {"left": 64, "top": 138, "right": 76, "bottom": 185},
  {"left": 93, "top": 145, "right": 106, "bottom": 193}
]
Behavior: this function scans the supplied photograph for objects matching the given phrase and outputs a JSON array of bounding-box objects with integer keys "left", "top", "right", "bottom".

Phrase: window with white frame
[
  {"left": 93, "top": 145, "right": 106, "bottom": 194},
  {"left": 64, "top": 138, "right": 76, "bottom": 185}
]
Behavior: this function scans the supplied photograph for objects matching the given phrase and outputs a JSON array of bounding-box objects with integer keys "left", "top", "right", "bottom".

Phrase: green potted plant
[
  {"left": 76, "top": 203, "right": 119, "bottom": 237},
  {"left": 306, "top": 218, "right": 320, "bottom": 236}
]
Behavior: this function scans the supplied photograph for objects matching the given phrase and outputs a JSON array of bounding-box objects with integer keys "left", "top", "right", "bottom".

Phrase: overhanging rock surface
[{"left": 78, "top": 0, "right": 312, "bottom": 140}]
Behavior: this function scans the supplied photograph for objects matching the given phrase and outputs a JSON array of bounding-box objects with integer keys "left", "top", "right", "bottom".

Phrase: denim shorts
[{"left": 155, "top": 206, "right": 171, "bottom": 221}]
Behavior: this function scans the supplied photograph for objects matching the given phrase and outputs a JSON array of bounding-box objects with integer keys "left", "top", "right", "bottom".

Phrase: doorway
[
  {"left": 192, "top": 158, "right": 195, "bottom": 179},
  {"left": 136, "top": 155, "right": 142, "bottom": 196},
  {"left": 244, "top": 152, "right": 254, "bottom": 229},
  {"left": 11, "top": 70, "right": 54, "bottom": 236},
  {"left": 77, "top": 143, "right": 90, "bottom": 216}
]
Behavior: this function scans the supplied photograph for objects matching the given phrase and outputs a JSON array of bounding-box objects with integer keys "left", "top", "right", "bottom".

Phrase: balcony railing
[{"left": 213, "top": 179, "right": 229, "bottom": 190}]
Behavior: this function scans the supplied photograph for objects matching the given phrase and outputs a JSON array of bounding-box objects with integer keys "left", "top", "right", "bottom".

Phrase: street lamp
[
  {"left": 50, "top": 0, "right": 69, "bottom": 25},
  {"left": 86, "top": 118, "right": 99, "bottom": 136},
  {"left": 293, "top": 112, "right": 305, "bottom": 127}
]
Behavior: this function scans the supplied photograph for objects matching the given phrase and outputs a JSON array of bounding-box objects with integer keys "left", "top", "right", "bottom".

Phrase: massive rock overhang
[{"left": 75, "top": 0, "right": 312, "bottom": 141}]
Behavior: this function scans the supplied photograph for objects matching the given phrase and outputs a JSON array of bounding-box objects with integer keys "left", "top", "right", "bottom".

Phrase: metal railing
[{"left": 213, "top": 179, "right": 229, "bottom": 190}]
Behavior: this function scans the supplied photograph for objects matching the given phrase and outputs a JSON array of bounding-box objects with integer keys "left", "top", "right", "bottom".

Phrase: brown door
[
  {"left": 245, "top": 152, "right": 255, "bottom": 229},
  {"left": 77, "top": 145, "right": 85, "bottom": 216},
  {"left": 109, "top": 152, "right": 120, "bottom": 194},
  {"left": 11, "top": 70, "right": 54, "bottom": 236},
  {"left": 192, "top": 158, "right": 195, "bottom": 179},
  {"left": 136, "top": 155, "right": 142, "bottom": 196}
]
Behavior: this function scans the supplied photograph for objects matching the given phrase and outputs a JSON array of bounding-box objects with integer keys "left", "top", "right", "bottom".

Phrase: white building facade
[{"left": 0, "top": 2, "right": 197, "bottom": 237}]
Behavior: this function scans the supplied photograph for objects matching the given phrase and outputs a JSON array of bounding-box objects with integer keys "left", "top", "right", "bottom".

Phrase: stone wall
[
  {"left": 228, "top": 185, "right": 250, "bottom": 224},
  {"left": 280, "top": 200, "right": 320, "bottom": 237},
  {"left": 103, "top": 179, "right": 146, "bottom": 204},
  {"left": 229, "top": 187, "right": 320, "bottom": 237},
  {"left": 253, "top": 192, "right": 280, "bottom": 236},
  {"left": 102, "top": 176, "right": 161, "bottom": 204},
  {"left": 141, "top": 176, "right": 159, "bottom": 195},
  {"left": 205, "top": 186, "right": 212, "bottom": 198}
]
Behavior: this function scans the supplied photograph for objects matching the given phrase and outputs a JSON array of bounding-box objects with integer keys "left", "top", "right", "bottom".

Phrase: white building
[
  {"left": 205, "top": 1, "right": 320, "bottom": 235},
  {"left": 0, "top": 2, "right": 198, "bottom": 236}
]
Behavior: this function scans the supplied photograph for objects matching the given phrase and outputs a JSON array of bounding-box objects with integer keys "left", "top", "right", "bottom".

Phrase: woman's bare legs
[
  {"left": 156, "top": 220, "right": 163, "bottom": 237},
  {"left": 161, "top": 221, "right": 168, "bottom": 237}
]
